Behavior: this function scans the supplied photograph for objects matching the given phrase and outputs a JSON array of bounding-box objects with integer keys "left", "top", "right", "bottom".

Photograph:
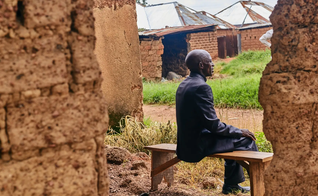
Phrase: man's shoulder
[
  {"left": 178, "top": 76, "right": 210, "bottom": 93},
  {"left": 183, "top": 75, "right": 207, "bottom": 85}
]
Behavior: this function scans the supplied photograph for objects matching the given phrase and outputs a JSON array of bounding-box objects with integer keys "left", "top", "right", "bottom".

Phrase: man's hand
[{"left": 241, "top": 129, "right": 256, "bottom": 141}]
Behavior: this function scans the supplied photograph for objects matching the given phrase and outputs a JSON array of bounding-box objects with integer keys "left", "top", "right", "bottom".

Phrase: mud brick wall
[
  {"left": 217, "top": 29, "right": 238, "bottom": 37},
  {"left": 259, "top": 1, "right": 318, "bottom": 195},
  {"left": 0, "top": 0, "right": 109, "bottom": 195},
  {"left": 94, "top": 0, "right": 143, "bottom": 126},
  {"left": 240, "top": 26, "right": 272, "bottom": 51},
  {"left": 188, "top": 31, "right": 218, "bottom": 59},
  {"left": 139, "top": 38, "right": 164, "bottom": 81}
]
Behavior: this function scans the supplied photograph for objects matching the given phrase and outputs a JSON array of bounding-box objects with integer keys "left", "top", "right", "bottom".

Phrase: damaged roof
[
  {"left": 136, "top": 2, "right": 234, "bottom": 30},
  {"left": 215, "top": 1, "right": 273, "bottom": 26}
]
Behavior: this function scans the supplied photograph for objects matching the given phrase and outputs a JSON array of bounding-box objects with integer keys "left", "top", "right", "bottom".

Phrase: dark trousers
[{"left": 224, "top": 137, "right": 258, "bottom": 185}]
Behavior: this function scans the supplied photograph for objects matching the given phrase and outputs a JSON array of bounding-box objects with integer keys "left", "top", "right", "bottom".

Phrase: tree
[{"left": 136, "top": 0, "right": 147, "bottom": 6}]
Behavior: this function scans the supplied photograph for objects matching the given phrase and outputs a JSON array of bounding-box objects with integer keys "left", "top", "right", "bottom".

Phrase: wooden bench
[{"left": 144, "top": 143, "right": 273, "bottom": 196}]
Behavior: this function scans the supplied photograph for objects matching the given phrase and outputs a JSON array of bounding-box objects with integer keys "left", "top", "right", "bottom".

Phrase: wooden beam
[
  {"left": 236, "top": 160, "right": 250, "bottom": 172},
  {"left": 151, "top": 156, "right": 181, "bottom": 177}
]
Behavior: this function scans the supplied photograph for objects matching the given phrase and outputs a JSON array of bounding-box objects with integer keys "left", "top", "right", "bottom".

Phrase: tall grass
[
  {"left": 105, "top": 116, "right": 177, "bottom": 153},
  {"left": 105, "top": 116, "right": 272, "bottom": 153}
]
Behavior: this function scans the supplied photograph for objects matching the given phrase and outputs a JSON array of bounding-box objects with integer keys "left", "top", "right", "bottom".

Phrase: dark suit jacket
[{"left": 176, "top": 72, "right": 242, "bottom": 162}]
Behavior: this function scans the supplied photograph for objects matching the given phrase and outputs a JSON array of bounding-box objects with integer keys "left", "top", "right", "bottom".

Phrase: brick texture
[
  {"left": 240, "top": 27, "right": 272, "bottom": 51},
  {"left": 140, "top": 38, "right": 164, "bottom": 80},
  {"left": 188, "top": 31, "right": 218, "bottom": 59}
]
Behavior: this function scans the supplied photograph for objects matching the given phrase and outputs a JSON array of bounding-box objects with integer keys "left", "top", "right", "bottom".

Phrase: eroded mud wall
[
  {"left": 259, "top": 1, "right": 318, "bottom": 195},
  {"left": 0, "top": 0, "right": 109, "bottom": 195},
  {"left": 94, "top": 0, "right": 143, "bottom": 126}
]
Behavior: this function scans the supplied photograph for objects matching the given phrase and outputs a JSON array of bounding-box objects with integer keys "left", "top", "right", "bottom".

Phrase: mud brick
[{"left": 23, "top": 0, "right": 71, "bottom": 28}]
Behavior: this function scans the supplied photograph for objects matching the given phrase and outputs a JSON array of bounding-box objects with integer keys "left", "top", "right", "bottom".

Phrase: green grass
[
  {"left": 143, "top": 81, "right": 179, "bottom": 105},
  {"left": 255, "top": 132, "right": 273, "bottom": 152},
  {"left": 143, "top": 74, "right": 262, "bottom": 109},
  {"left": 220, "top": 50, "right": 271, "bottom": 77},
  {"left": 208, "top": 74, "right": 262, "bottom": 109},
  {"left": 143, "top": 50, "right": 271, "bottom": 109}
]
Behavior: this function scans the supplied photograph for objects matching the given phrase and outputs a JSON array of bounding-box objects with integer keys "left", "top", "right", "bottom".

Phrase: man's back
[
  {"left": 176, "top": 72, "right": 211, "bottom": 162},
  {"left": 176, "top": 71, "right": 243, "bottom": 163}
]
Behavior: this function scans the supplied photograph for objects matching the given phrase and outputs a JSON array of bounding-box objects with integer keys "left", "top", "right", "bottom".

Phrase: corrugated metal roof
[
  {"left": 238, "top": 22, "right": 272, "bottom": 30},
  {"left": 136, "top": 3, "right": 150, "bottom": 29},
  {"left": 215, "top": 1, "right": 273, "bottom": 26},
  {"left": 136, "top": 1, "right": 234, "bottom": 30},
  {"left": 139, "top": 24, "right": 216, "bottom": 37}
]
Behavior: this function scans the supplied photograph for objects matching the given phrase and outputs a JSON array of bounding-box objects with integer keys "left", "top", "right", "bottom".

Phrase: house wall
[
  {"left": 240, "top": 26, "right": 272, "bottom": 51},
  {"left": 139, "top": 38, "right": 164, "bottom": 81},
  {"left": 188, "top": 31, "right": 218, "bottom": 59},
  {"left": 94, "top": 0, "right": 143, "bottom": 126},
  {"left": 0, "top": 0, "right": 108, "bottom": 195}
]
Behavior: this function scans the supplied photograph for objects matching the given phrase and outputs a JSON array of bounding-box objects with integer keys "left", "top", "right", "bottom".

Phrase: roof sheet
[
  {"left": 145, "top": 3, "right": 182, "bottom": 30},
  {"left": 136, "top": 2, "right": 233, "bottom": 30},
  {"left": 238, "top": 22, "right": 272, "bottom": 30},
  {"left": 136, "top": 3, "right": 150, "bottom": 29},
  {"left": 139, "top": 24, "right": 216, "bottom": 37},
  {"left": 215, "top": 1, "right": 273, "bottom": 26}
]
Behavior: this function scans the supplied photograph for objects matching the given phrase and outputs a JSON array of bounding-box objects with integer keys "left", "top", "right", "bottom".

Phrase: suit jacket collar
[{"left": 189, "top": 71, "right": 207, "bottom": 82}]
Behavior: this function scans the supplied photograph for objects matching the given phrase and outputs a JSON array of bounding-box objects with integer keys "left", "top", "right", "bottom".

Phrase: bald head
[
  {"left": 185, "top": 49, "right": 211, "bottom": 72},
  {"left": 185, "top": 49, "right": 214, "bottom": 77}
]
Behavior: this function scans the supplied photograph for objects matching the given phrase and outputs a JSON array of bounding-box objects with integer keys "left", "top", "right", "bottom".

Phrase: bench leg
[
  {"left": 249, "top": 161, "right": 270, "bottom": 196},
  {"left": 151, "top": 151, "right": 175, "bottom": 190}
]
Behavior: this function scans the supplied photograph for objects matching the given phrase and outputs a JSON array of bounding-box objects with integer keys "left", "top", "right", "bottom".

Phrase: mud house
[
  {"left": 215, "top": 1, "right": 274, "bottom": 53},
  {"left": 137, "top": 2, "right": 236, "bottom": 80},
  {"left": 139, "top": 25, "right": 218, "bottom": 80},
  {"left": 137, "top": 1, "right": 274, "bottom": 80}
]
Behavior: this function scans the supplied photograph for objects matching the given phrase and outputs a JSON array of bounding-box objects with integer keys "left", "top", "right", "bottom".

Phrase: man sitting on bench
[{"left": 176, "top": 49, "right": 258, "bottom": 195}]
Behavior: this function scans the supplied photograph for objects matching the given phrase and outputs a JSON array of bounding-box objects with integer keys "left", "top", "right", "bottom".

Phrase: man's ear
[{"left": 199, "top": 62, "right": 203, "bottom": 69}]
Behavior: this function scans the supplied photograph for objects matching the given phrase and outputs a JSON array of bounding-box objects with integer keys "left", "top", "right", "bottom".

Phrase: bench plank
[
  {"left": 144, "top": 143, "right": 176, "bottom": 153},
  {"left": 212, "top": 151, "right": 273, "bottom": 163},
  {"left": 145, "top": 143, "right": 273, "bottom": 163}
]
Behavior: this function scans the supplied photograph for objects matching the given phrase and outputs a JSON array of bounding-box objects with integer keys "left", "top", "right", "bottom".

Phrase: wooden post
[
  {"left": 150, "top": 151, "right": 175, "bottom": 190},
  {"left": 249, "top": 162, "right": 266, "bottom": 196}
]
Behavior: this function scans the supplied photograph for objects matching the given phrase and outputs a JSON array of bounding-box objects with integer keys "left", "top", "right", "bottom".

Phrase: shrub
[{"left": 255, "top": 131, "right": 273, "bottom": 152}]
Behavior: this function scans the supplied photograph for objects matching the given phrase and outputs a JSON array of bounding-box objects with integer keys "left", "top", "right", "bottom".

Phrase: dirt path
[{"left": 143, "top": 104, "right": 263, "bottom": 133}]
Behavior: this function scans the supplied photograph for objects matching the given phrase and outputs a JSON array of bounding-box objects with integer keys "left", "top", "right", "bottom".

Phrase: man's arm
[
  {"left": 194, "top": 85, "right": 242, "bottom": 138},
  {"left": 195, "top": 85, "right": 256, "bottom": 140}
]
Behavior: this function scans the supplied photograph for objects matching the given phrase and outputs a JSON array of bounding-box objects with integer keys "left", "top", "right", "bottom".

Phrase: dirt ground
[
  {"left": 143, "top": 105, "right": 264, "bottom": 133},
  {"left": 107, "top": 145, "right": 249, "bottom": 196}
]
